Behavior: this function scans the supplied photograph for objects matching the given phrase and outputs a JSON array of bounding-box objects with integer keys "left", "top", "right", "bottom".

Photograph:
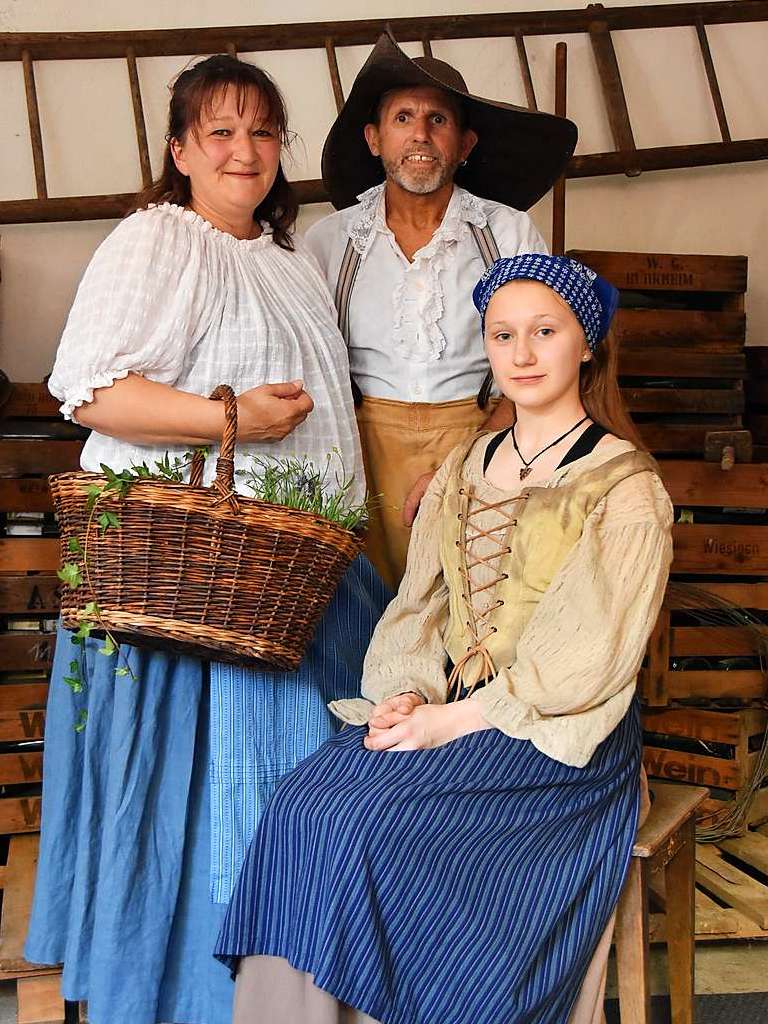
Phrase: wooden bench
[{"left": 615, "top": 782, "right": 709, "bottom": 1023}]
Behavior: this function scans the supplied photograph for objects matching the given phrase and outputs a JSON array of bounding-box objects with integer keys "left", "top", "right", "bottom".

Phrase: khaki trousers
[{"left": 356, "top": 395, "right": 491, "bottom": 592}]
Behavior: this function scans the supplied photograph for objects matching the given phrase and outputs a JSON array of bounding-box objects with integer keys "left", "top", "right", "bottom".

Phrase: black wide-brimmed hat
[{"left": 321, "top": 33, "right": 578, "bottom": 211}]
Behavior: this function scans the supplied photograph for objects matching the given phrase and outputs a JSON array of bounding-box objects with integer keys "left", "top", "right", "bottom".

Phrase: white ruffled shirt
[
  {"left": 305, "top": 184, "right": 547, "bottom": 403},
  {"left": 48, "top": 203, "right": 365, "bottom": 498}
]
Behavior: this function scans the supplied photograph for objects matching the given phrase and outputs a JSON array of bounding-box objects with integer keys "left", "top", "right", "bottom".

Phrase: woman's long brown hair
[
  {"left": 133, "top": 54, "right": 298, "bottom": 250},
  {"left": 478, "top": 329, "right": 646, "bottom": 450}
]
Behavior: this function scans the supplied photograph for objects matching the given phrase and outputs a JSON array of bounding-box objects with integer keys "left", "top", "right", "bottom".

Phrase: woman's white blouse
[{"left": 48, "top": 204, "right": 366, "bottom": 500}]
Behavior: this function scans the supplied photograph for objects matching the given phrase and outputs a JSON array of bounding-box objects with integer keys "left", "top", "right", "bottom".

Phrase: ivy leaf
[
  {"left": 115, "top": 666, "right": 130, "bottom": 677},
  {"left": 86, "top": 484, "right": 103, "bottom": 510},
  {"left": 83, "top": 600, "right": 100, "bottom": 618},
  {"left": 68, "top": 537, "right": 83, "bottom": 555},
  {"left": 57, "top": 562, "right": 83, "bottom": 589},
  {"left": 74, "top": 709, "right": 88, "bottom": 732},
  {"left": 64, "top": 674, "right": 83, "bottom": 694},
  {"left": 99, "top": 635, "right": 116, "bottom": 656},
  {"left": 74, "top": 621, "right": 92, "bottom": 640},
  {"left": 98, "top": 510, "right": 121, "bottom": 532}
]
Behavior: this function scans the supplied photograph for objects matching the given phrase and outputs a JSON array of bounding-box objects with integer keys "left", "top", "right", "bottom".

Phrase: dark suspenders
[{"left": 334, "top": 221, "right": 502, "bottom": 346}]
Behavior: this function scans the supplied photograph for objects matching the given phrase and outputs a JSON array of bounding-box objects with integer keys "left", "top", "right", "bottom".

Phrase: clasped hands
[{"left": 364, "top": 691, "right": 492, "bottom": 751}]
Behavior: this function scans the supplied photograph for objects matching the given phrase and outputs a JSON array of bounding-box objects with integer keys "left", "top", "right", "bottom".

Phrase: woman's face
[
  {"left": 170, "top": 84, "right": 281, "bottom": 223},
  {"left": 483, "top": 280, "right": 590, "bottom": 413}
]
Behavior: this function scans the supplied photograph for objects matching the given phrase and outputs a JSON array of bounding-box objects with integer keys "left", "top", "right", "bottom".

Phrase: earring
[
  {"left": 582, "top": 353, "right": 590, "bottom": 362},
  {"left": 459, "top": 159, "right": 468, "bottom": 167}
]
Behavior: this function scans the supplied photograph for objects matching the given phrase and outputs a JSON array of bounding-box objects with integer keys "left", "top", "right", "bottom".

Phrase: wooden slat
[
  {"left": 0, "top": 440, "right": 82, "bottom": 478},
  {"left": 17, "top": 973, "right": 65, "bottom": 1024},
  {"left": 669, "top": 625, "right": 760, "bottom": 657},
  {"left": 21, "top": 50, "right": 47, "bottom": 200},
  {"left": 696, "top": 844, "right": 768, "bottom": 928},
  {"left": 0, "top": 633, "right": 56, "bottom": 671},
  {"left": 567, "top": 250, "right": 748, "bottom": 293},
  {"left": 0, "top": 752, "right": 43, "bottom": 786},
  {"left": 324, "top": 38, "right": 344, "bottom": 114},
  {"left": 643, "top": 707, "right": 766, "bottom": 745},
  {"left": 644, "top": 608, "right": 670, "bottom": 706},
  {"left": 614, "top": 309, "right": 745, "bottom": 346},
  {"left": 643, "top": 744, "right": 753, "bottom": 790},
  {"left": 0, "top": 683, "right": 48, "bottom": 714},
  {"left": 0, "top": 384, "right": 59, "bottom": 419},
  {"left": 638, "top": 421, "right": 743, "bottom": 455},
  {"left": 623, "top": 387, "right": 743, "bottom": 415},
  {"left": 719, "top": 832, "right": 768, "bottom": 875},
  {"left": 514, "top": 31, "right": 537, "bottom": 110},
  {"left": 665, "top": 669, "right": 765, "bottom": 702},
  {"left": 569, "top": 138, "right": 768, "bottom": 179},
  {"left": 0, "top": 540, "right": 60, "bottom": 572},
  {"left": 551, "top": 41, "right": 567, "bottom": 255},
  {"left": 665, "top": 581, "right": 768, "bottom": 611},
  {"left": 0, "top": 576, "right": 60, "bottom": 615},
  {"left": 0, "top": 709, "right": 46, "bottom": 743},
  {"left": 660, "top": 460, "right": 768, "bottom": 508},
  {"left": 620, "top": 349, "right": 746, "bottom": 378},
  {"left": 696, "top": 18, "right": 731, "bottom": 143},
  {"left": 694, "top": 888, "right": 740, "bottom": 936},
  {"left": 126, "top": 48, "right": 152, "bottom": 190},
  {"left": 588, "top": 14, "right": 639, "bottom": 174},
  {"left": 421, "top": 37, "right": 433, "bottom": 58},
  {"left": 0, "top": 834, "right": 46, "bottom": 973},
  {"left": 672, "top": 524, "right": 768, "bottom": 573},
  {"left": 0, "top": 795, "right": 42, "bottom": 834},
  {"left": 0, "top": 480, "right": 53, "bottom": 512},
  {"left": 1, "top": 6, "right": 768, "bottom": 63}
]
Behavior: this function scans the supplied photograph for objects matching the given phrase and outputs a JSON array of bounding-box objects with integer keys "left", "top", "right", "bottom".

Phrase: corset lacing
[{"left": 448, "top": 484, "right": 528, "bottom": 700}]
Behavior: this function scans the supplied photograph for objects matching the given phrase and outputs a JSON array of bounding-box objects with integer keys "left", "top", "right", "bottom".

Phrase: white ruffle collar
[{"left": 345, "top": 185, "right": 489, "bottom": 364}]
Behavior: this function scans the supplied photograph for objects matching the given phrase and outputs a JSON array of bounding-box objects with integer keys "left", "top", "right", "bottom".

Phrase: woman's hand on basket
[
  {"left": 236, "top": 380, "right": 314, "bottom": 441},
  {"left": 364, "top": 698, "right": 492, "bottom": 751}
]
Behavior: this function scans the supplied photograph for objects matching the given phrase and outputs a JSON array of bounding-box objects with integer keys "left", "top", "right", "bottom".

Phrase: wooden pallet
[{"left": 567, "top": 250, "right": 748, "bottom": 457}]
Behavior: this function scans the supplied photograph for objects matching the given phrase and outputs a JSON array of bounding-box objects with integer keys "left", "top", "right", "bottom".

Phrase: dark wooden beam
[
  {"left": 695, "top": 18, "right": 731, "bottom": 142},
  {"left": 1, "top": 4, "right": 766, "bottom": 61},
  {"left": 514, "top": 30, "right": 537, "bottom": 111},
  {"left": 588, "top": 6, "right": 640, "bottom": 176},
  {"left": 324, "top": 38, "right": 345, "bottom": 114},
  {"left": 569, "top": 137, "right": 768, "bottom": 176},
  {"left": 21, "top": 50, "right": 47, "bottom": 199},
  {"left": 126, "top": 48, "right": 153, "bottom": 189},
  {"left": 552, "top": 42, "right": 568, "bottom": 255}
]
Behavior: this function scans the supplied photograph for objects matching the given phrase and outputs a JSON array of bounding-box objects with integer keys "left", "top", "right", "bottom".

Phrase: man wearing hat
[{"left": 307, "top": 33, "right": 576, "bottom": 590}]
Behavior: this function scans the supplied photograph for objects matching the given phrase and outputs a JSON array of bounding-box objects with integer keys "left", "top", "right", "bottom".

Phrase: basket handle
[{"left": 188, "top": 384, "right": 241, "bottom": 512}]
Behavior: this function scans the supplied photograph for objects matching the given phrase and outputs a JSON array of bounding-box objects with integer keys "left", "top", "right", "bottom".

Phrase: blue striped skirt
[{"left": 215, "top": 701, "right": 642, "bottom": 1024}]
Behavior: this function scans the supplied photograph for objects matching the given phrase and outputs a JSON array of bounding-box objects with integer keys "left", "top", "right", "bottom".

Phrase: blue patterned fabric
[
  {"left": 215, "top": 701, "right": 642, "bottom": 1024},
  {"left": 472, "top": 254, "right": 620, "bottom": 350},
  {"left": 209, "top": 554, "right": 392, "bottom": 902},
  {"left": 25, "top": 555, "right": 389, "bottom": 1024}
]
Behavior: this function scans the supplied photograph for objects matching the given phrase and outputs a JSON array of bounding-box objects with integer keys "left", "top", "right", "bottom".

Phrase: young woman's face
[
  {"left": 171, "top": 84, "right": 282, "bottom": 221},
  {"left": 483, "top": 280, "right": 590, "bottom": 412}
]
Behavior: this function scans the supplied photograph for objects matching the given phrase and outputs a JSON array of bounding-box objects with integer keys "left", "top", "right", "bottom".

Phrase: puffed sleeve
[
  {"left": 328, "top": 445, "right": 467, "bottom": 725},
  {"left": 470, "top": 471, "right": 673, "bottom": 767},
  {"left": 48, "top": 207, "right": 211, "bottom": 420},
  {"left": 486, "top": 203, "right": 548, "bottom": 258}
]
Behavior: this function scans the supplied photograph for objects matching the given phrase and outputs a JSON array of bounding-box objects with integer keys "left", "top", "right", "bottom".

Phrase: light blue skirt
[{"left": 25, "top": 555, "right": 389, "bottom": 1024}]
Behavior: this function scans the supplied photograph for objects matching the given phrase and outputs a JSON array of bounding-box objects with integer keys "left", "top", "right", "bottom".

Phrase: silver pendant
[{"left": 519, "top": 466, "right": 532, "bottom": 481}]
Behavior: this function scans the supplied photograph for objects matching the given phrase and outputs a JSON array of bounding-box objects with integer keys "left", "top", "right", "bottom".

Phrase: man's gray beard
[{"left": 382, "top": 154, "right": 459, "bottom": 195}]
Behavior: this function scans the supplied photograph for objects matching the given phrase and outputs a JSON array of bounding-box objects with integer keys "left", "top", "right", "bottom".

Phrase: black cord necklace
[{"left": 512, "top": 416, "right": 589, "bottom": 481}]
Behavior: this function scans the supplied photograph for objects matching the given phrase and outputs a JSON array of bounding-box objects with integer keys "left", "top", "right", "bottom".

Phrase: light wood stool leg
[
  {"left": 664, "top": 817, "right": 696, "bottom": 1024},
  {"left": 615, "top": 857, "right": 651, "bottom": 1024}
]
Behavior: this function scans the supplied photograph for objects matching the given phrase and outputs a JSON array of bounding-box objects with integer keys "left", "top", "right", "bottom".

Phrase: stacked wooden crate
[
  {"left": 570, "top": 250, "right": 768, "bottom": 941},
  {"left": 568, "top": 249, "right": 748, "bottom": 457},
  {"left": 0, "top": 383, "right": 84, "bottom": 1019}
]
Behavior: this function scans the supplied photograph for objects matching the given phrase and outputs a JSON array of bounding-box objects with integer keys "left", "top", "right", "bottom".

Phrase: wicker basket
[{"left": 50, "top": 385, "right": 365, "bottom": 669}]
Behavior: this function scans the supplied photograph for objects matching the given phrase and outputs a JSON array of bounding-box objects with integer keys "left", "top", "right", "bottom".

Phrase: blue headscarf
[{"left": 472, "top": 253, "right": 619, "bottom": 351}]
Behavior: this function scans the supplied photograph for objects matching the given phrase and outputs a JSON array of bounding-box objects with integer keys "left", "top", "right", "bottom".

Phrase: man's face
[{"left": 364, "top": 85, "right": 477, "bottom": 196}]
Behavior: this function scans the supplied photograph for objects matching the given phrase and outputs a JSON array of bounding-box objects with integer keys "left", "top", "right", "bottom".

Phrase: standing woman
[
  {"left": 216, "top": 255, "right": 673, "bottom": 1024},
  {"left": 25, "top": 56, "right": 388, "bottom": 1024}
]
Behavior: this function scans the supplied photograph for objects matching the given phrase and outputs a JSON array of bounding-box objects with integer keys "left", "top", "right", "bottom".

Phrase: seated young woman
[{"left": 214, "top": 253, "right": 674, "bottom": 1024}]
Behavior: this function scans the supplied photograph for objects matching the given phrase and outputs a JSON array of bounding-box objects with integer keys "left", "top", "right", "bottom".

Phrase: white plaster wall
[{"left": 0, "top": 0, "right": 766, "bottom": 380}]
